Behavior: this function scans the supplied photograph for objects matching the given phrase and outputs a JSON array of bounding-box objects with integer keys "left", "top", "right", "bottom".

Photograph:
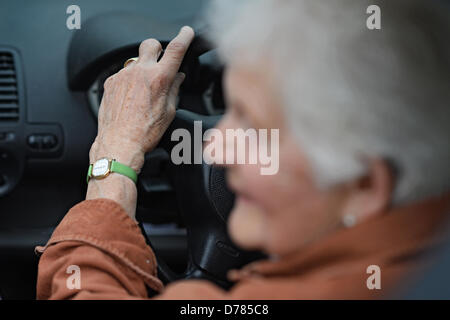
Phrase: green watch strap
[
  {"left": 110, "top": 160, "right": 138, "bottom": 184},
  {"left": 86, "top": 164, "right": 93, "bottom": 184},
  {"left": 86, "top": 159, "right": 137, "bottom": 184}
]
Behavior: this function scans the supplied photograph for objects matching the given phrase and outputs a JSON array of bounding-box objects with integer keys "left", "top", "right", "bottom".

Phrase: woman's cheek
[{"left": 250, "top": 172, "right": 294, "bottom": 213}]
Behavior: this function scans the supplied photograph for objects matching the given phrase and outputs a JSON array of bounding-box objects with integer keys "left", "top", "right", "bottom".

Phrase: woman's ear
[{"left": 341, "top": 158, "right": 394, "bottom": 224}]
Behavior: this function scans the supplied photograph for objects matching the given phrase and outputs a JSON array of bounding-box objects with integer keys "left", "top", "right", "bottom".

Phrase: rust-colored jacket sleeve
[{"left": 36, "top": 199, "right": 229, "bottom": 299}]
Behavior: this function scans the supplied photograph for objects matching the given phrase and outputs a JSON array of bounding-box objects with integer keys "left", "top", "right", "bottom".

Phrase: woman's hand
[
  {"left": 87, "top": 26, "right": 195, "bottom": 219},
  {"left": 90, "top": 26, "right": 195, "bottom": 173}
]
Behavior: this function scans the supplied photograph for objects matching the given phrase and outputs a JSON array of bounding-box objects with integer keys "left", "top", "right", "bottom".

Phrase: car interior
[
  {"left": 1, "top": 0, "right": 449, "bottom": 300},
  {"left": 0, "top": 0, "right": 268, "bottom": 299}
]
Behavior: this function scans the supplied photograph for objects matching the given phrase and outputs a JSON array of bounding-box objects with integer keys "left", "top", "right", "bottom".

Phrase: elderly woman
[{"left": 37, "top": 0, "right": 449, "bottom": 299}]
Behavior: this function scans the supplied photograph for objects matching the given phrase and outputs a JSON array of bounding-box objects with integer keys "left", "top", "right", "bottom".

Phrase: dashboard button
[
  {"left": 42, "top": 135, "right": 57, "bottom": 149},
  {"left": 0, "top": 132, "right": 15, "bottom": 142},
  {"left": 27, "top": 134, "right": 58, "bottom": 150},
  {"left": 27, "top": 135, "right": 41, "bottom": 149}
]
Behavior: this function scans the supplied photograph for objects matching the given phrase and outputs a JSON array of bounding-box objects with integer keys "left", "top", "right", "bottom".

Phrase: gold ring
[{"left": 123, "top": 57, "right": 139, "bottom": 68}]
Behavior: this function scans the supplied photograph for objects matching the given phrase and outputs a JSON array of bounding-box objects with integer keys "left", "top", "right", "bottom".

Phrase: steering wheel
[
  {"left": 145, "top": 36, "right": 264, "bottom": 288},
  {"left": 66, "top": 15, "right": 265, "bottom": 289}
]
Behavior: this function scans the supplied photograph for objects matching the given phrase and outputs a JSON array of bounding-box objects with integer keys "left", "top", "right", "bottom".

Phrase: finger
[
  {"left": 167, "top": 72, "right": 186, "bottom": 108},
  {"left": 138, "top": 38, "right": 163, "bottom": 63},
  {"left": 159, "top": 26, "right": 195, "bottom": 79}
]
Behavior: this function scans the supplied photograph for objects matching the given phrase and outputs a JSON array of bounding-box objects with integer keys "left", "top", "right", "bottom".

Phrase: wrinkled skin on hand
[
  {"left": 86, "top": 26, "right": 195, "bottom": 219},
  {"left": 90, "top": 26, "right": 195, "bottom": 172}
]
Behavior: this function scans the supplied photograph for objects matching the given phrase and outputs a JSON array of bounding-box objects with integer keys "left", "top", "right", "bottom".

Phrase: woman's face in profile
[{"left": 213, "top": 64, "right": 349, "bottom": 257}]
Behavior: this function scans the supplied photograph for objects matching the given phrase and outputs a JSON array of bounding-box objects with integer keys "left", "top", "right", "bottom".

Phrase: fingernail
[{"left": 181, "top": 26, "right": 193, "bottom": 34}]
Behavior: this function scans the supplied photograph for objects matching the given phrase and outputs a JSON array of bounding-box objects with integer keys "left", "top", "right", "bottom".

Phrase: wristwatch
[{"left": 87, "top": 158, "right": 137, "bottom": 184}]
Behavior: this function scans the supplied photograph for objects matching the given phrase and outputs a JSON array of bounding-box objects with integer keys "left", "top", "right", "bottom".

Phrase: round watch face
[{"left": 92, "top": 158, "right": 110, "bottom": 177}]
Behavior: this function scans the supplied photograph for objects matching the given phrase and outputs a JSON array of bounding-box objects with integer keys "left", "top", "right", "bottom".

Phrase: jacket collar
[{"left": 229, "top": 193, "right": 450, "bottom": 280}]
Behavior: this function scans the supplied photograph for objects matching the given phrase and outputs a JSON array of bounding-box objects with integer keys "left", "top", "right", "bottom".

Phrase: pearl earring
[{"left": 342, "top": 214, "right": 357, "bottom": 228}]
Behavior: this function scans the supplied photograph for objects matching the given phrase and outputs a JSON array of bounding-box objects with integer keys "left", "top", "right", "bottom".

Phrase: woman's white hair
[{"left": 205, "top": 0, "right": 450, "bottom": 204}]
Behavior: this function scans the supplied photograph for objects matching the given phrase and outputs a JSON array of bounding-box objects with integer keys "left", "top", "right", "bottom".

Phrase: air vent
[{"left": 0, "top": 52, "right": 19, "bottom": 121}]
